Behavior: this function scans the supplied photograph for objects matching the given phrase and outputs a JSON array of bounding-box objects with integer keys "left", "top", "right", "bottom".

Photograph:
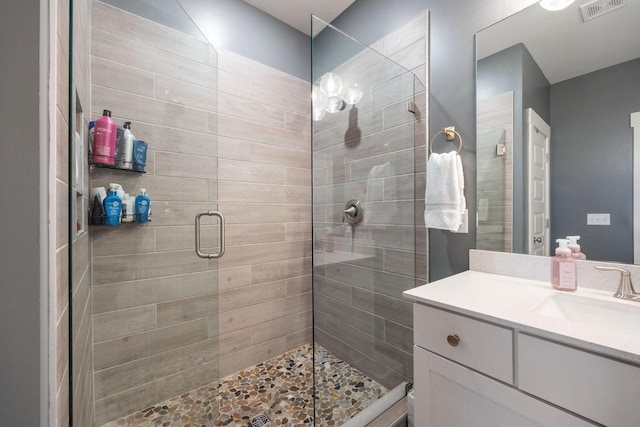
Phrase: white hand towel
[{"left": 424, "top": 151, "right": 466, "bottom": 231}]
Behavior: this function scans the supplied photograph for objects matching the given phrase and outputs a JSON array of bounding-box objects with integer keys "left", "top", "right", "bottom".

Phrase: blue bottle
[
  {"left": 135, "top": 188, "right": 150, "bottom": 222},
  {"left": 133, "top": 140, "right": 148, "bottom": 172},
  {"left": 103, "top": 184, "right": 122, "bottom": 226}
]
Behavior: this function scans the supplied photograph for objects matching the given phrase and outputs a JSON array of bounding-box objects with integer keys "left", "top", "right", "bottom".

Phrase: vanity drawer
[
  {"left": 413, "top": 303, "right": 513, "bottom": 384},
  {"left": 518, "top": 333, "right": 640, "bottom": 426}
]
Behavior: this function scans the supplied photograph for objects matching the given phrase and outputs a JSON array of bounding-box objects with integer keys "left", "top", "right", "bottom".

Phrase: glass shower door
[
  {"left": 311, "top": 16, "right": 418, "bottom": 425},
  {"left": 69, "top": 2, "right": 221, "bottom": 425}
]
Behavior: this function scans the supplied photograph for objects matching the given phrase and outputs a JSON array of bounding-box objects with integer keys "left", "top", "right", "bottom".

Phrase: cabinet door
[
  {"left": 518, "top": 333, "right": 640, "bottom": 427},
  {"left": 414, "top": 346, "right": 595, "bottom": 427}
]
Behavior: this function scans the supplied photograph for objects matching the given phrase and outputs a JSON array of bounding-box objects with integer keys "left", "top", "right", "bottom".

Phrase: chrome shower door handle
[{"left": 195, "top": 211, "right": 225, "bottom": 259}]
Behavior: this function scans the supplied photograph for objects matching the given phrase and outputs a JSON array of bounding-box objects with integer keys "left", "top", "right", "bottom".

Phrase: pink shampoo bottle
[{"left": 91, "top": 109, "right": 117, "bottom": 166}]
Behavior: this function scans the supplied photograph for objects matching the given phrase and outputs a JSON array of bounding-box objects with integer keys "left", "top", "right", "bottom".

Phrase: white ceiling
[
  {"left": 241, "top": 0, "right": 355, "bottom": 35},
  {"left": 477, "top": 0, "right": 640, "bottom": 84}
]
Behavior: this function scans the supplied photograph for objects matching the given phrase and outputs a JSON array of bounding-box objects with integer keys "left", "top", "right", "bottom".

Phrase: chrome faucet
[{"left": 594, "top": 266, "right": 640, "bottom": 302}]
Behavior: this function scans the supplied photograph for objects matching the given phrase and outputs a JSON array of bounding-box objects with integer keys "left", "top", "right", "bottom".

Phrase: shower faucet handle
[
  {"left": 343, "top": 199, "right": 364, "bottom": 225},
  {"left": 344, "top": 206, "right": 357, "bottom": 216}
]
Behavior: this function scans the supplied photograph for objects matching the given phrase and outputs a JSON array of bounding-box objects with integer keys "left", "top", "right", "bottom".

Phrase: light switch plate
[{"left": 587, "top": 213, "right": 610, "bottom": 225}]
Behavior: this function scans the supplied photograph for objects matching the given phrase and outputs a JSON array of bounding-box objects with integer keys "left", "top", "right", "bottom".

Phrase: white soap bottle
[
  {"left": 121, "top": 194, "right": 135, "bottom": 223},
  {"left": 551, "top": 238, "right": 577, "bottom": 291},
  {"left": 566, "top": 235, "right": 586, "bottom": 260}
]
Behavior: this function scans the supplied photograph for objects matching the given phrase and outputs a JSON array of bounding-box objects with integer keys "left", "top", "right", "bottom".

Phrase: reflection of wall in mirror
[
  {"left": 477, "top": 44, "right": 550, "bottom": 254},
  {"left": 550, "top": 58, "right": 640, "bottom": 264},
  {"left": 477, "top": 91, "right": 513, "bottom": 253},
  {"left": 478, "top": 41, "right": 640, "bottom": 262}
]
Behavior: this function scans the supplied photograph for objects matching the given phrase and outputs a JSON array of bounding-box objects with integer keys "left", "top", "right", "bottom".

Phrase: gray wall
[
  {"left": 477, "top": 43, "right": 550, "bottom": 254},
  {"left": 477, "top": 44, "right": 524, "bottom": 102},
  {"left": 0, "top": 0, "right": 46, "bottom": 425},
  {"left": 550, "top": 58, "right": 640, "bottom": 263},
  {"left": 0, "top": 2, "right": 544, "bottom": 422},
  {"left": 101, "top": 0, "right": 310, "bottom": 80},
  {"left": 522, "top": 47, "right": 550, "bottom": 125},
  {"left": 99, "top": 0, "right": 544, "bottom": 280},
  {"left": 312, "top": 0, "right": 429, "bottom": 79},
  {"left": 332, "top": 0, "right": 538, "bottom": 280},
  {"left": 101, "top": 0, "right": 545, "bottom": 281}
]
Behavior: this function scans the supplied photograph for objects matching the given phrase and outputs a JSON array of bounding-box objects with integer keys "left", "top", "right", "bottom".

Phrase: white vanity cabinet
[
  {"left": 413, "top": 304, "right": 595, "bottom": 427},
  {"left": 413, "top": 347, "right": 594, "bottom": 426},
  {"left": 405, "top": 270, "right": 640, "bottom": 427}
]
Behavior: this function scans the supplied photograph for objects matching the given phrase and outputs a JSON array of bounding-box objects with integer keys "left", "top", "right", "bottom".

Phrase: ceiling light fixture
[
  {"left": 312, "top": 72, "right": 363, "bottom": 121},
  {"left": 539, "top": 0, "right": 576, "bottom": 11}
]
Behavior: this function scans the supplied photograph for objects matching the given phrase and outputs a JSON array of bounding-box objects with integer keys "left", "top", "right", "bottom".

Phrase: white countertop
[{"left": 404, "top": 270, "right": 640, "bottom": 365}]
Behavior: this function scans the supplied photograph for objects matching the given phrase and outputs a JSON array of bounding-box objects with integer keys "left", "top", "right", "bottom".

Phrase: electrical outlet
[{"left": 587, "top": 213, "right": 610, "bottom": 225}]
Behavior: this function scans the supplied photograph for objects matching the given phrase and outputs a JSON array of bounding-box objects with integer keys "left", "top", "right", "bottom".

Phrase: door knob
[{"left": 533, "top": 237, "right": 542, "bottom": 244}]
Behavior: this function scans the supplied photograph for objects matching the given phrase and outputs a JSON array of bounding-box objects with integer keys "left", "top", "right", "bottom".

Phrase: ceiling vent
[{"left": 580, "top": 0, "right": 628, "bottom": 22}]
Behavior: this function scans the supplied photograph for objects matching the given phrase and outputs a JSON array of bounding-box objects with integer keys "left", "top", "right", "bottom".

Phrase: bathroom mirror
[{"left": 475, "top": 0, "right": 640, "bottom": 264}]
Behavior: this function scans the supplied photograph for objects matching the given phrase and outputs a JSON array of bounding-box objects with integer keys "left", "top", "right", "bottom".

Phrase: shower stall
[
  {"left": 68, "top": 2, "right": 427, "bottom": 426},
  {"left": 311, "top": 14, "right": 426, "bottom": 425}
]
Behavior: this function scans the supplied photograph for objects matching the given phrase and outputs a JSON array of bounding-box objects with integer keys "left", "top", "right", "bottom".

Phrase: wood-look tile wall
[
  {"left": 90, "top": 2, "right": 310, "bottom": 425},
  {"left": 90, "top": 3, "right": 218, "bottom": 424},
  {"left": 477, "top": 91, "right": 513, "bottom": 252},
  {"left": 313, "top": 12, "right": 428, "bottom": 389},
  {"left": 215, "top": 48, "right": 312, "bottom": 376}
]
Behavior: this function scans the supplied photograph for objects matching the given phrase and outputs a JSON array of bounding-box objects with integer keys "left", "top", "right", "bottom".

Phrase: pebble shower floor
[{"left": 102, "top": 344, "right": 388, "bottom": 427}]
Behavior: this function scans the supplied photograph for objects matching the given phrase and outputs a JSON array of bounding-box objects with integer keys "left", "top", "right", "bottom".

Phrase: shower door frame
[
  {"left": 310, "top": 13, "right": 428, "bottom": 425},
  {"left": 68, "top": 2, "right": 222, "bottom": 425}
]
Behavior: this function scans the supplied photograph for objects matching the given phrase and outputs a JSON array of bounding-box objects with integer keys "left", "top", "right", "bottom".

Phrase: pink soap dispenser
[
  {"left": 551, "top": 238, "right": 577, "bottom": 291},
  {"left": 567, "top": 235, "right": 587, "bottom": 260}
]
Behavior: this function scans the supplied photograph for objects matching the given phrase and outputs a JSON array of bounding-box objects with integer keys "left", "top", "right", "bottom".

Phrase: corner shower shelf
[
  {"left": 89, "top": 218, "right": 151, "bottom": 227},
  {"left": 89, "top": 162, "right": 146, "bottom": 173}
]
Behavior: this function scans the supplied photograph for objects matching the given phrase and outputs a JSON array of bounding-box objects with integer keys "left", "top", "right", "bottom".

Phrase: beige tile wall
[
  {"left": 312, "top": 12, "right": 428, "bottom": 389},
  {"left": 90, "top": 2, "right": 310, "bottom": 425},
  {"left": 216, "top": 48, "right": 312, "bottom": 376},
  {"left": 90, "top": 3, "right": 218, "bottom": 424}
]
